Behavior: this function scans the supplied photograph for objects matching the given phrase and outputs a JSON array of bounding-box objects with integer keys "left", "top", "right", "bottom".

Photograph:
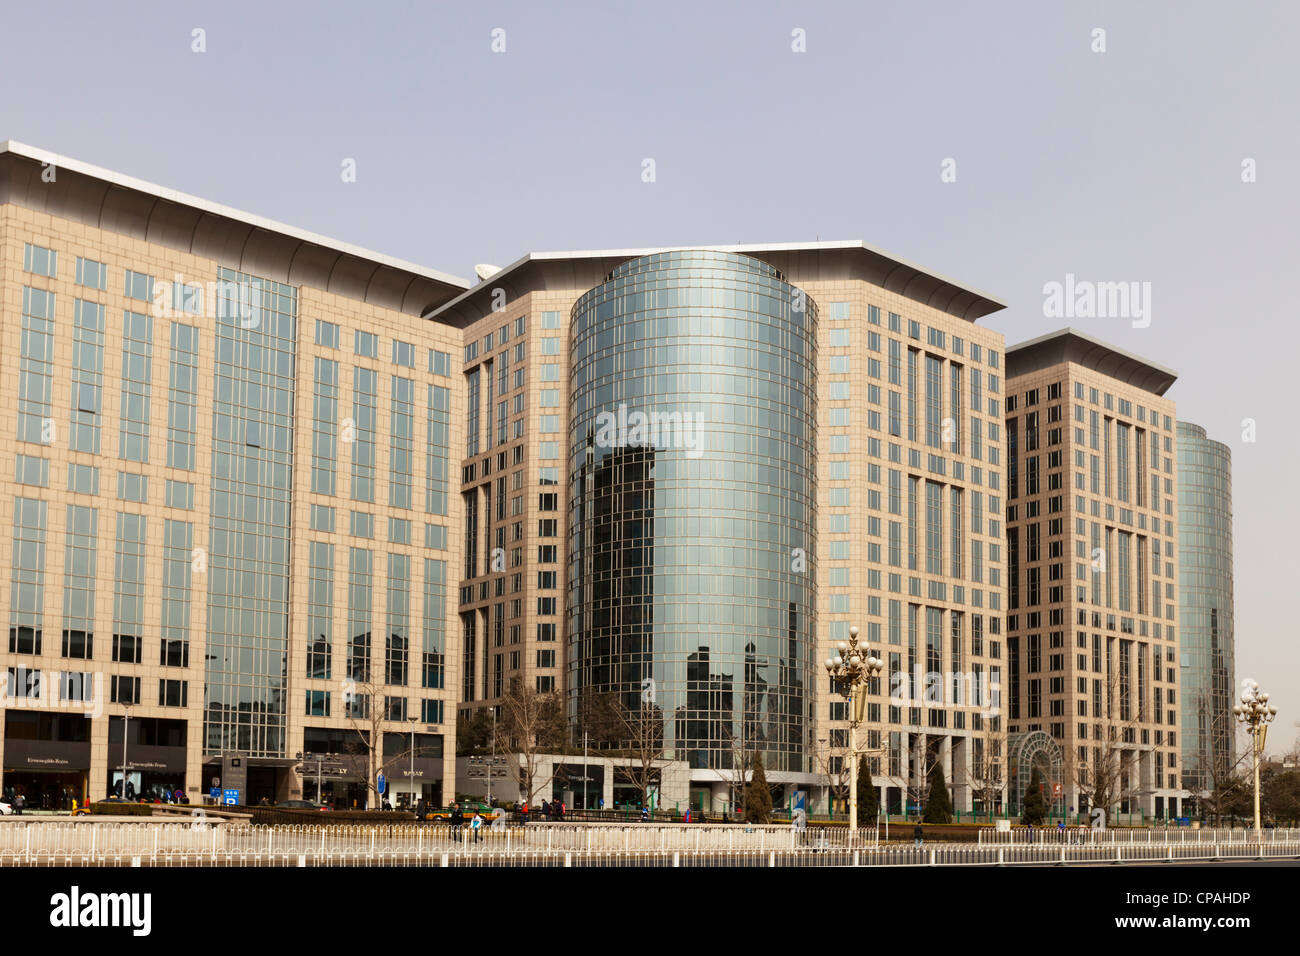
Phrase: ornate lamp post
[
  {"left": 824, "top": 625, "right": 884, "bottom": 843},
  {"left": 1233, "top": 679, "right": 1277, "bottom": 835}
]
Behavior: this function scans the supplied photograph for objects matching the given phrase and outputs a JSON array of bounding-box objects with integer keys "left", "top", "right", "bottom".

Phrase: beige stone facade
[
  {"left": 454, "top": 290, "right": 584, "bottom": 719},
  {"left": 0, "top": 144, "right": 466, "bottom": 809},
  {"left": 1004, "top": 329, "right": 1183, "bottom": 819},
  {"left": 796, "top": 277, "right": 1007, "bottom": 815}
]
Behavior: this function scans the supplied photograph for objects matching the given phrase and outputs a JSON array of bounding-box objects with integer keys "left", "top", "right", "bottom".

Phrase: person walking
[
  {"left": 913, "top": 824, "right": 923, "bottom": 847},
  {"left": 470, "top": 811, "right": 483, "bottom": 844},
  {"left": 450, "top": 802, "right": 464, "bottom": 842}
]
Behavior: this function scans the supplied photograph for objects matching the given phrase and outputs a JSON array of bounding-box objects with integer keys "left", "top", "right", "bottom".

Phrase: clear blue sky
[{"left": 2, "top": 0, "right": 1296, "bottom": 749}]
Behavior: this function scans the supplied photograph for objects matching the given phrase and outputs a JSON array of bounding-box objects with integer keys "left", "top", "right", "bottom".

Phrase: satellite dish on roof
[{"left": 475, "top": 263, "right": 501, "bottom": 281}]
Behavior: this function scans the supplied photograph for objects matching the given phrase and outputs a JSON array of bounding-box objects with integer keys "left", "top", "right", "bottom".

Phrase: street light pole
[
  {"left": 409, "top": 716, "right": 418, "bottom": 808},
  {"left": 487, "top": 708, "right": 496, "bottom": 805},
  {"left": 120, "top": 703, "right": 131, "bottom": 799},
  {"left": 824, "top": 625, "right": 883, "bottom": 844},
  {"left": 1233, "top": 679, "right": 1277, "bottom": 837}
]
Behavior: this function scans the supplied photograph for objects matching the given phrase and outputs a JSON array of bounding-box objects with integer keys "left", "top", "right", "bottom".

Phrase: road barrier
[
  {"left": 976, "top": 826, "right": 1300, "bottom": 845},
  {"left": 0, "top": 821, "right": 1297, "bottom": 866}
]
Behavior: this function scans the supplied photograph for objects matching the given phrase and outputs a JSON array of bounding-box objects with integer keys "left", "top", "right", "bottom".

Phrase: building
[
  {"left": 0, "top": 142, "right": 465, "bottom": 808},
  {"left": 434, "top": 245, "right": 1009, "bottom": 814},
  {"left": 1004, "top": 329, "right": 1185, "bottom": 820},
  {"left": 0, "top": 143, "right": 1031, "bottom": 816},
  {"left": 1176, "top": 421, "right": 1235, "bottom": 797},
  {"left": 454, "top": 752, "right": 691, "bottom": 810}
]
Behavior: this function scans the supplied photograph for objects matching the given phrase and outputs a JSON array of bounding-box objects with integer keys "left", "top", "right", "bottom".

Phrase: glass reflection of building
[
  {"left": 568, "top": 251, "right": 818, "bottom": 775},
  {"left": 1176, "top": 421, "right": 1234, "bottom": 794},
  {"left": 203, "top": 270, "right": 297, "bottom": 757}
]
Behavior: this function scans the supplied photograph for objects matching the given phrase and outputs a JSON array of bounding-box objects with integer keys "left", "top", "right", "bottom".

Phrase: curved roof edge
[
  {"left": 1006, "top": 327, "right": 1177, "bottom": 396},
  {"left": 427, "top": 242, "right": 1007, "bottom": 327},
  {"left": 0, "top": 141, "right": 471, "bottom": 317}
]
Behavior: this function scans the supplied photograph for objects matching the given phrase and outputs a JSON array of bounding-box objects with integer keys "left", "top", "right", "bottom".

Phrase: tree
[
  {"left": 722, "top": 727, "right": 756, "bottom": 817},
  {"left": 456, "top": 708, "right": 494, "bottom": 756},
  {"left": 342, "top": 678, "right": 420, "bottom": 809},
  {"left": 604, "top": 699, "right": 668, "bottom": 809},
  {"left": 1262, "top": 767, "right": 1300, "bottom": 825},
  {"left": 743, "top": 751, "right": 773, "bottom": 823},
  {"left": 907, "top": 735, "right": 944, "bottom": 820},
  {"left": 855, "top": 758, "right": 879, "bottom": 826},
  {"left": 1066, "top": 669, "right": 1150, "bottom": 819},
  {"left": 1200, "top": 743, "right": 1255, "bottom": 825},
  {"left": 812, "top": 742, "right": 851, "bottom": 818},
  {"left": 922, "top": 763, "right": 952, "bottom": 824},
  {"left": 968, "top": 714, "right": 1005, "bottom": 817},
  {"left": 493, "top": 678, "right": 568, "bottom": 806},
  {"left": 1021, "top": 764, "right": 1048, "bottom": 825}
]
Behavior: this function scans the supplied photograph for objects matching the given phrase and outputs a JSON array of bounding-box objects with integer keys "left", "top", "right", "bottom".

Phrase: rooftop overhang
[
  {"left": 0, "top": 141, "right": 470, "bottom": 317},
  {"left": 1006, "top": 327, "right": 1178, "bottom": 396},
  {"left": 428, "top": 241, "right": 1007, "bottom": 327}
]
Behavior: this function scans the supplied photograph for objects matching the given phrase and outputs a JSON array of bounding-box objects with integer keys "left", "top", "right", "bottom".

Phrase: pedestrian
[
  {"left": 1027, "top": 823, "right": 1035, "bottom": 844},
  {"left": 450, "top": 801, "right": 464, "bottom": 842},
  {"left": 913, "top": 824, "right": 923, "bottom": 847},
  {"left": 542, "top": 799, "right": 551, "bottom": 821},
  {"left": 640, "top": 804, "right": 649, "bottom": 823},
  {"left": 556, "top": 801, "right": 565, "bottom": 822},
  {"left": 471, "top": 811, "right": 483, "bottom": 843}
]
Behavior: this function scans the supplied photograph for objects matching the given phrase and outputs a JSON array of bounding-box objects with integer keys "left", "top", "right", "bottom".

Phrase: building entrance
[{"left": 4, "top": 770, "right": 85, "bottom": 810}]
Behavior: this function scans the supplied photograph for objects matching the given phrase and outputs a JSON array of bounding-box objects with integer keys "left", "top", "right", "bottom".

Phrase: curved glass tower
[
  {"left": 1176, "top": 421, "right": 1234, "bottom": 794},
  {"left": 567, "top": 250, "right": 818, "bottom": 775}
]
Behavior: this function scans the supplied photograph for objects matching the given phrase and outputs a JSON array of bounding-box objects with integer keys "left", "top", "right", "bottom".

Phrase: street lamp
[
  {"left": 824, "top": 625, "right": 884, "bottom": 844},
  {"left": 408, "top": 716, "right": 419, "bottom": 809},
  {"left": 120, "top": 703, "right": 132, "bottom": 799},
  {"left": 1232, "top": 680, "right": 1278, "bottom": 836}
]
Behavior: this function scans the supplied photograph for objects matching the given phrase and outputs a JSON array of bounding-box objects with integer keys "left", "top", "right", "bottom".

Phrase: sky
[{"left": 1, "top": 0, "right": 1296, "bottom": 750}]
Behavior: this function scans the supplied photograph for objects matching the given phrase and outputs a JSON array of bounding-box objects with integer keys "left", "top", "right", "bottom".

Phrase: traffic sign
[
  {"left": 222, "top": 789, "right": 240, "bottom": 806},
  {"left": 377, "top": 772, "right": 386, "bottom": 795}
]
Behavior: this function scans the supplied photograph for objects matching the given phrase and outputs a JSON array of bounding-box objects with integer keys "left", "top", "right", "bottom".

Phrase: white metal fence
[
  {"left": 0, "top": 822, "right": 1298, "bottom": 866},
  {"left": 976, "top": 826, "right": 1300, "bottom": 845}
]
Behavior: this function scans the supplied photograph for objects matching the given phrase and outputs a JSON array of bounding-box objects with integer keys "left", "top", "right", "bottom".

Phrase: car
[
  {"left": 0, "top": 802, "right": 11, "bottom": 816},
  {"left": 276, "top": 800, "right": 328, "bottom": 810},
  {"left": 425, "top": 804, "right": 500, "bottom": 822}
]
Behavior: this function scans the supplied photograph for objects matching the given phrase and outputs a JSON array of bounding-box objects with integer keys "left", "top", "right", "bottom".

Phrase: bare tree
[
  {"left": 342, "top": 678, "right": 420, "bottom": 809},
  {"left": 906, "top": 735, "right": 944, "bottom": 821},
  {"left": 1065, "top": 680, "right": 1150, "bottom": 821},
  {"left": 967, "top": 714, "right": 1006, "bottom": 817},
  {"left": 1199, "top": 745, "right": 1256, "bottom": 825},
  {"left": 605, "top": 700, "right": 667, "bottom": 809},
  {"left": 722, "top": 726, "right": 756, "bottom": 817},
  {"left": 493, "top": 678, "right": 568, "bottom": 806},
  {"left": 812, "top": 737, "right": 851, "bottom": 818}
]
